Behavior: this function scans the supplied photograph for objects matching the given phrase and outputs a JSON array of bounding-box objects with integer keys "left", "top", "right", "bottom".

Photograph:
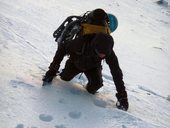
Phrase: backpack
[{"left": 53, "top": 11, "right": 118, "bottom": 46}]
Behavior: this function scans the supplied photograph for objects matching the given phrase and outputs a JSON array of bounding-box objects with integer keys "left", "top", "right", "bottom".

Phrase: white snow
[{"left": 0, "top": 0, "right": 170, "bottom": 128}]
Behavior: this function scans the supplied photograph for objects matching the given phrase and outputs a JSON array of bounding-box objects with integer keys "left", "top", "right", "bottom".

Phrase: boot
[{"left": 116, "top": 91, "right": 129, "bottom": 111}]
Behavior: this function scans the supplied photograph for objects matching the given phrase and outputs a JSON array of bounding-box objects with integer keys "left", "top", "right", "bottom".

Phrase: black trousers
[{"left": 60, "top": 59, "right": 103, "bottom": 94}]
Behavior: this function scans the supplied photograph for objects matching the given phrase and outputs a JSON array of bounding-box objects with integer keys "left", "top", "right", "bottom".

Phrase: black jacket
[
  {"left": 50, "top": 33, "right": 125, "bottom": 92},
  {"left": 66, "top": 33, "right": 114, "bottom": 71}
]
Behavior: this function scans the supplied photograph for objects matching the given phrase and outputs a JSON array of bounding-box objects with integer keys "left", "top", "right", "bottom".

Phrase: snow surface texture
[{"left": 0, "top": 0, "right": 170, "bottom": 128}]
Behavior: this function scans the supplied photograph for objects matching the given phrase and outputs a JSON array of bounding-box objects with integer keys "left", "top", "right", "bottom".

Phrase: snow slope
[{"left": 0, "top": 0, "right": 170, "bottom": 128}]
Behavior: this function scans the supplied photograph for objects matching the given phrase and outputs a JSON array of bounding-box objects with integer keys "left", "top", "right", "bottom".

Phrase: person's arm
[
  {"left": 49, "top": 43, "right": 67, "bottom": 72},
  {"left": 105, "top": 50, "right": 125, "bottom": 93}
]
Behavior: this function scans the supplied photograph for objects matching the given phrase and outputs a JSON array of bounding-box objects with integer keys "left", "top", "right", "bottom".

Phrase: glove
[
  {"left": 42, "top": 69, "right": 57, "bottom": 83},
  {"left": 116, "top": 91, "right": 129, "bottom": 111}
]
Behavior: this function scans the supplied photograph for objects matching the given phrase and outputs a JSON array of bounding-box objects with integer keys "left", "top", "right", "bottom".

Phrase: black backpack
[{"left": 53, "top": 11, "right": 110, "bottom": 46}]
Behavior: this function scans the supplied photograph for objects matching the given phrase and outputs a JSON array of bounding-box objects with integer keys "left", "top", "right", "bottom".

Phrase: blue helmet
[{"left": 107, "top": 13, "right": 118, "bottom": 33}]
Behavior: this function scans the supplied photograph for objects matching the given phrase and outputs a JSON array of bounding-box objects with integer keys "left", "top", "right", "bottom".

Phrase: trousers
[{"left": 60, "top": 59, "right": 103, "bottom": 94}]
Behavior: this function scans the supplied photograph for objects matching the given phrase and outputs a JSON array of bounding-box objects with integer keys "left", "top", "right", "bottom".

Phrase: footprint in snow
[
  {"left": 55, "top": 124, "right": 67, "bottom": 128},
  {"left": 167, "top": 95, "right": 170, "bottom": 101},
  {"left": 69, "top": 89, "right": 82, "bottom": 95},
  {"left": 16, "top": 124, "right": 38, "bottom": 128},
  {"left": 93, "top": 98, "right": 107, "bottom": 108},
  {"left": 15, "top": 124, "right": 24, "bottom": 128},
  {"left": 58, "top": 98, "right": 66, "bottom": 104},
  {"left": 122, "top": 125, "right": 128, "bottom": 128},
  {"left": 39, "top": 114, "right": 53, "bottom": 122},
  {"left": 69, "top": 111, "right": 82, "bottom": 119}
]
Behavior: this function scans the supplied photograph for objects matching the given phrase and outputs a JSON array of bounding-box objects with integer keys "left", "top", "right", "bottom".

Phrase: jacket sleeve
[
  {"left": 49, "top": 43, "right": 67, "bottom": 71},
  {"left": 105, "top": 50, "right": 126, "bottom": 93}
]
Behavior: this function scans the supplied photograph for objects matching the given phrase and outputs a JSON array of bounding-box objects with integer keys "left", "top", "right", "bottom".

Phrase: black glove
[
  {"left": 116, "top": 91, "right": 129, "bottom": 111},
  {"left": 42, "top": 69, "right": 57, "bottom": 83}
]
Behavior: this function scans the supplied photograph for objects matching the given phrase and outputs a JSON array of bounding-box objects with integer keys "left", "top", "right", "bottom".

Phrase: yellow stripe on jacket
[{"left": 81, "top": 23, "right": 111, "bottom": 35}]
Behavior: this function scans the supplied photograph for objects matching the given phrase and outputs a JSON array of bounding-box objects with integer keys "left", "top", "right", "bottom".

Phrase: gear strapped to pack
[{"left": 53, "top": 10, "right": 118, "bottom": 46}]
